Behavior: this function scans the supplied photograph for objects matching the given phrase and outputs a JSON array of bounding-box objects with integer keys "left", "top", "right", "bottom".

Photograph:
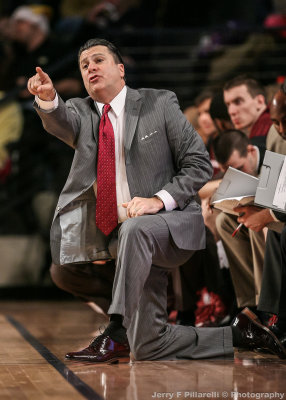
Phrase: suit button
[{"left": 57, "top": 206, "right": 61, "bottom": 211}]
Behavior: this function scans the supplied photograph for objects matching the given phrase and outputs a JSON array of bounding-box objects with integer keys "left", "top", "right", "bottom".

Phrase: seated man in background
[
  {"left": 255, "top": 81, "right": 286, "bottom": 342},
  {"left": 217, "top": 84, "right": 286, "bottom": 339},
  {"left": 223, "top": 74, "right": 272, "bottom": 139},
  {"left": 214, "top": 129, "right": 266, "bottom": 311}
]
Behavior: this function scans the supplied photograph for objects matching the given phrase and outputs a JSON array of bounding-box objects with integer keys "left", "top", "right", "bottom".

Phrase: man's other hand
[
  {"left": 234, "top": 206, "right": 274, "bottom": 232},
  {"left": 122, "top": 196, "right": 164, "bottom": 218}
]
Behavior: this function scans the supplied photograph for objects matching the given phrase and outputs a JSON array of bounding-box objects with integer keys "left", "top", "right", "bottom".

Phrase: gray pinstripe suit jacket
[{"left": 35, "top": 87, "right": 213, "bottom": 265}]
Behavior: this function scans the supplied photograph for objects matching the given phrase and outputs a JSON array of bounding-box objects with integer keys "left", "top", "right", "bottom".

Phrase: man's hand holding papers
[
  {"left": 210, "top": 166, "right": 278, "bottom": 232},
  {"left": 234, "top": 206, "right": 274, "bottom": 232}
]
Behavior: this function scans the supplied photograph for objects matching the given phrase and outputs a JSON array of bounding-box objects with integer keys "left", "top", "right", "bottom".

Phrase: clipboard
[
  {"left": 211, "top": 166, "right": 259, "bottom": 203},
  {"left": 210, "top": 167, "right": 259, "bottom": 215},
  {"left": 255, "top": 150, "right": 286, "bottom": 214}
]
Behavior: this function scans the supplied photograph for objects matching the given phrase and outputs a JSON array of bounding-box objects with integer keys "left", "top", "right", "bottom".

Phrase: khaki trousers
[{"left": 216, "top": 212, "right": 265, "bottom": 307}]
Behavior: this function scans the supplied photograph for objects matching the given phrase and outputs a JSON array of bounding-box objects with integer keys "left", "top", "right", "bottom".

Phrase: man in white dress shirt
[{"left": 27, "top": 38, "right": 286, "bottom": 362}]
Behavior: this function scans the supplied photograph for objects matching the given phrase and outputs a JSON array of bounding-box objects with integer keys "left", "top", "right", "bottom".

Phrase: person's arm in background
[{"left": 234, "top": 205, "right": 275, "bottom": 232}]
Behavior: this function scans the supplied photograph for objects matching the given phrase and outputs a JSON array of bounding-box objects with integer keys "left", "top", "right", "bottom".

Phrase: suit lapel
[
  {"left": 124, "top": 87, "right": 142, "bottom": 162},
  {"left": 90, "top": 88, "right": 142, "bottom": 153},
  {"left": 90, "top": 99, "right": 101, "bottom": 145}
]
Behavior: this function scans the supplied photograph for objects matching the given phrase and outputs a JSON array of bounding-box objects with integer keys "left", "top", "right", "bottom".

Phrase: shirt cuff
[
  {"left": 270, "top": 209, "right": 280, "bottom": 222},
  {"left": 155, "top": 190, "right": 178, "bottom": 211},
  {"left": 35, "top": 93, "right": 58, "bottom": 110}
]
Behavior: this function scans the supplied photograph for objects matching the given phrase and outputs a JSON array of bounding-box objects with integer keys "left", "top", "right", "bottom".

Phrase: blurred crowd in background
[{"left": 0, "top": 0, "right": 286, "bottom": 328}]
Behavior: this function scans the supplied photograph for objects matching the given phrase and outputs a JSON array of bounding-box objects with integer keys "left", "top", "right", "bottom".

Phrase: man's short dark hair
[
  {"left": 213, "top": 129, "right": 250, "bottom": 165},
  {"left": 78, "top": 38, "right": 125, "bottom": 66},
  {"left": 209, "top": 90, "right": 231, "bottom": 121},
  {"left": 224, "top": 74, "right": 266, "bottom": 101}
]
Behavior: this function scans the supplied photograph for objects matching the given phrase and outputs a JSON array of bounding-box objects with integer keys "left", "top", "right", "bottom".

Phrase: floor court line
[{"left": 6, "top": 314, "right": 104, "bottom": 400}]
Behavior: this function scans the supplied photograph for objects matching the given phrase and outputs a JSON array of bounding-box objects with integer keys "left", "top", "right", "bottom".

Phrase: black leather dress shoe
[
  {"left": 232, "top": 307, "right": 286, "bottom": 359},
  {"left": 269, "top": 324, "right": 286, "bottom": 348},
  {"left": 65, "top": 333, "right": 130, "bottom": 363}
]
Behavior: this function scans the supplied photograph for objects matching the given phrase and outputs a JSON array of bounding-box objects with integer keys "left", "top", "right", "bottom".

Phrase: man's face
[
  {"left": 79, "top": 45, "right": 125, "bottom": 103},
  {"left": 197, "top": 98, "right": 217, "bottom": 137},
  {"left": 11, "top": 19, "right": 35, "bottom": 44},
  {"left": 224, "top": 84, "right": 265, "bottom": 133},
  {"left": 220, "top": 147, "right": 257, "bottom": 176},
  {"left": 270, "top": 91, "right": 286, "bottom": 140}
]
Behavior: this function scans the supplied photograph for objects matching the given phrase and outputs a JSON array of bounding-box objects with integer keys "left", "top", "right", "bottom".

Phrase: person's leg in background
[
  {"left": 258, "top": 230, "right": 282, "bottom": 316},
  {"left": 216, "top": 212, "right": 264, "bottom": 309},
  {"left": 50, "top": 261, "right": 115, "bottom": 314},
  {"left": 266, "top": 227, "right": 286, "bottom": 344}
]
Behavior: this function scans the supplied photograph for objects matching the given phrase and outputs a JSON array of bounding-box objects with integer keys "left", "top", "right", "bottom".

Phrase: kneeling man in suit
[{"left": 27, "top": 38, "right": 286, "bottom": 361}]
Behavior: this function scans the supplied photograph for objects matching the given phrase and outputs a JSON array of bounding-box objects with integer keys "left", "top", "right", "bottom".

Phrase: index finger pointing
[{"left": 35, "top": 66, "right": 46, "bottom": 79}]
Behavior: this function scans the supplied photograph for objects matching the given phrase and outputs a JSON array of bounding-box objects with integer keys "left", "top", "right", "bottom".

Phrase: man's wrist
[
  {"left": 154, "top": 195, "right": 165, "bottom": 210},
  {"left": 36, "top": 91, "right": 58, "bottom": 110},
  {"left": 154, "top": 190, "right": 177, "bottom": 211},
  {"left": 38, "top": 88, "right": 56, "bottom": 102}
]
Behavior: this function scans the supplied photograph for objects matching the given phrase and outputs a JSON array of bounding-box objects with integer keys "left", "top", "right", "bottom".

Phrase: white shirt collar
[
  {"left": 96, "top": 85, "right": 127, "bottom": 117},
  {"left": 254, "top": 145, "right": 260, "bottom": 174}
]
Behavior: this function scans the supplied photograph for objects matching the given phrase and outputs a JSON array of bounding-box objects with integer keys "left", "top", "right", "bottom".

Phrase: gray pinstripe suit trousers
[{"left": 108, "top": 215, "right": 234, "bottom": 361}]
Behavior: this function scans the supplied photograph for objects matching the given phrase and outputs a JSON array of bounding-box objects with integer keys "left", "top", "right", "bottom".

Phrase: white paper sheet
[{"left": 273, "top": 157, "right": 286, "bottom": 210}]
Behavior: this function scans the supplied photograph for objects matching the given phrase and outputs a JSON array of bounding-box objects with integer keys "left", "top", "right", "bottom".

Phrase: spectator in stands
[
  {"left": 0, "top": 5, "right": 82, "bottom": 237},
  {"left": 223, "top": 75, "right": 272, "bottom": 139},
  {"left": 195, "top": 91, "right": 217, "bottom": 145},
  {"left": 195, "top": 91, "right": 220, "bottom": 178},
  {"left": 8, "top": 5, "right": 83, "bottom": 100}
]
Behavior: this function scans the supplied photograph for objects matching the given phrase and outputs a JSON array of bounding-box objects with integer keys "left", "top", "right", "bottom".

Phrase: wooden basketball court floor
[{"left": 0, "top": 300, "right": 286, "bottom": 400}]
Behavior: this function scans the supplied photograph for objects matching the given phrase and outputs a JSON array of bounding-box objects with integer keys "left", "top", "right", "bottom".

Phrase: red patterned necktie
[{"left": 96, "top": 104, "right": 118, "bottom": 235}]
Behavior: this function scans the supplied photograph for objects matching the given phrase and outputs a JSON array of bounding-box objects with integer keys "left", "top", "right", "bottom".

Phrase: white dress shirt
[{"left": 36, "top": 87, "right": 177, "bottom": 222}]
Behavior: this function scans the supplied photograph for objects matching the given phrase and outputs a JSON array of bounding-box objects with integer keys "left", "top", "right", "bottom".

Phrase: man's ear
[
  {"left": 247, "top": 144, "right": 255, "bottom": 154},
  {"left": 255, "top": 94, "right": 266, "bottom": 108},
  {"left": 119, "top": 63, "right": 125, "bottom": 79}
]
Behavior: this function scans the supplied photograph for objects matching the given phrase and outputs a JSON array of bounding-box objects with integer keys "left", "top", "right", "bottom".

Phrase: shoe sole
[
  {"left": 65, "top": 355, "right": 130, "bottom": 364},
  {"left": 107, "top": 357, "right": 130, "bottom": 364},
  {"left": 242, "top": 307, "right": 286, "bottom": 359}
]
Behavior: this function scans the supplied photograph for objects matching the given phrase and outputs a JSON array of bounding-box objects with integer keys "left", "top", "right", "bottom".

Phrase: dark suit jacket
[{"left": 35, "top": 87, "right": 213, "bottom": 264}]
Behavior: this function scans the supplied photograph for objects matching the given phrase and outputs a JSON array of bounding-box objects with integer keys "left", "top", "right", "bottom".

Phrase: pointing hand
[{"left": 27, "top": 66, "right": 56, "bottom": 101}]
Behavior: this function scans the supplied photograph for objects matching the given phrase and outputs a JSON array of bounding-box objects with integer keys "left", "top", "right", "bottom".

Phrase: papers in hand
[
  {"left": 210, "top": 166, "right": 259, "bottom": 215},
  {"left": 255, "top": 150, "right": 286, "bottom": 214},
  {"left": 272, "top": 157, "right": 286, "bottom": 210},
  {"left": 212, "top": 195, "right": 255, "bottom": 215}
]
